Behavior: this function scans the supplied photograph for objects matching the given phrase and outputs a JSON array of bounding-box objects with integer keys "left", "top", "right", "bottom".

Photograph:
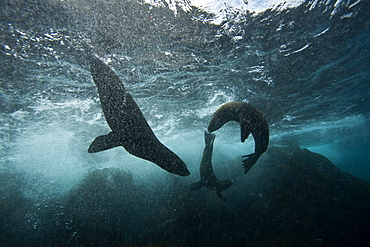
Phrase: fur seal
[
  {"left": 88, "top": 55, "right": 190, "bottom": 176},
  {"left": 190, "top": 131, "right": 233, "bottom": 200},
  {"left": 208, "top": 102, "right": 269, "bottom": 174}
]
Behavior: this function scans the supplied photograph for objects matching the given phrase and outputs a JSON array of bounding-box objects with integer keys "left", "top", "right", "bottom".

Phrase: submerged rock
[
  {"left": 61, "top": 168, "right": 144, "bottom": 246},
  {"left": 0, "top": 172, "right": 33, "bottom": 246},
  {"left": 1, "top": 148, "right": 369, "bottom": 246},
  {"left": 243, "top": 146, "right": 370, "bottom": 246},
  {"left": 131, "top": 146, "right": 370, "bottom": 246}
]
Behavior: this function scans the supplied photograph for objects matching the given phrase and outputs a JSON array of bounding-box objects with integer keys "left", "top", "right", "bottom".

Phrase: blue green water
[{"left": 1, "top": 0, "right": 369, "bottom": 246}]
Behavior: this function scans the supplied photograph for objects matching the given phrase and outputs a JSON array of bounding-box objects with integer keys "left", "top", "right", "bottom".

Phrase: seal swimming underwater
[
  {"left": 88, "top": 55, "right": 190, "bottom": 176},
  {"left": 190, "top": 131, "right": 233, "bottom": 200},
  {"left": 208, "top": 102, "right": 269, "bottom": 174}
]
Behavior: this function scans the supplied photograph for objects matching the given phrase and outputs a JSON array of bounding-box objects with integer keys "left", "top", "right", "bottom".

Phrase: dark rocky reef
[
  {"left": 239, "top": 146, "right": 370, "bottom": 246},
  {"left": 1, "top": 147, "right": 369, "bottom": 246}
]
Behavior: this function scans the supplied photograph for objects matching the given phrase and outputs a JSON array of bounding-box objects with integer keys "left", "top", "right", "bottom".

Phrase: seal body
[
  {"left": 208, "top": 102, "right": 269, "bottom": 173},
  {"left": 190, "top": 131, "right": 233, "bottom": 200},
  {"left": 88, "top": 56, "right": 190, "bottom": 176}
]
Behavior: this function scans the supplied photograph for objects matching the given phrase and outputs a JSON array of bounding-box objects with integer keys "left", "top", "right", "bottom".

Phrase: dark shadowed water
[{"left": 1, "top": 0, "right": 370, "bottom": 246}]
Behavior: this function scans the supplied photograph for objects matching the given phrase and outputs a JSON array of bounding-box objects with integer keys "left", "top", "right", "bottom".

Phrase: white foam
[
  {"left": 10, "top": 126, "right": 86, "bottom": 194},
  {"left": 190, "top": 0, "right": 304, "bottom": 23}
]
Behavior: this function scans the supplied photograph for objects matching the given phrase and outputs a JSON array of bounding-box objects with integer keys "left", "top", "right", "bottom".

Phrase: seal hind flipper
[
  {"left": 88, "top": 132, "right": 121, "bottom": 153},
  {"left": 242, "top": 153, "right": 260, "bottom": 174}
]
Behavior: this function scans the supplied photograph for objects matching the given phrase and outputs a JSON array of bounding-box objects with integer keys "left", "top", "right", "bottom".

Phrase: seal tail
[{"left": 241, "top": 153, "right": 260, "bottom": 174}]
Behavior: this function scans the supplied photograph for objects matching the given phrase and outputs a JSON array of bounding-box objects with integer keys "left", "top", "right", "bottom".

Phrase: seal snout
[{"left": 179, "top": 169, "right": 191, "bottom": 177}]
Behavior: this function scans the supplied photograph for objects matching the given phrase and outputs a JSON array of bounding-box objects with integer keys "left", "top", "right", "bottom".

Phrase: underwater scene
[{"left": 1, "top": 0, "right": 370, "bottom": 246}]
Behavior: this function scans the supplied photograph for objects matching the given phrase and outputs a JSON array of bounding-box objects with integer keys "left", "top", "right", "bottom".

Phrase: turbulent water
[{"left": 1, "top": 0, "right": 370, "bottom": 246}]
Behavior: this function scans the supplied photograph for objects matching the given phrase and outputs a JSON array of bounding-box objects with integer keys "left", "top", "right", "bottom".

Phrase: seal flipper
[
  {"left": 88, "top": 132, "right": 121, "bottom": 153},
  {"left": 241, "top": 153, "right": 259, "bottom": 173},
  {"left": 216, "top": 189, "right": 226, "bottom": 201},
  {"left": 190, "top": 181, "right": 203, "bottom": 191},
  {"left": 218, "top": 179, "right": 233, "bottom": 191}
]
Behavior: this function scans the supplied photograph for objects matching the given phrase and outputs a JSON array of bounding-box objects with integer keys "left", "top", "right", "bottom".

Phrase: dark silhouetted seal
[
  {"left": 208, "top": 102, "right": 269, "bottom": 174},
  {"left": 88, "top": 55, "right": 190, "bottom": 176},
  {"left": 190, "top": 131, "right": 233, "bottom": 200}
]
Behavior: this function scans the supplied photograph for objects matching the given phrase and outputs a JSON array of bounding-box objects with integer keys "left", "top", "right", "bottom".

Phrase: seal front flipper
[
  {"left": 190, "top": 181, "right": 203, "bottom": 191},
  {"left": 216, "top": 189, "right": 226, "bottom": 201},
  {"left": 216, "top": 180, "right": 233, "bottom": 201},
  {"left": 218, "top": 179, "right": 233, "bottom": 191},
  {"left": 88, "top": 132, "right": 121, "bottom": 153}
]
